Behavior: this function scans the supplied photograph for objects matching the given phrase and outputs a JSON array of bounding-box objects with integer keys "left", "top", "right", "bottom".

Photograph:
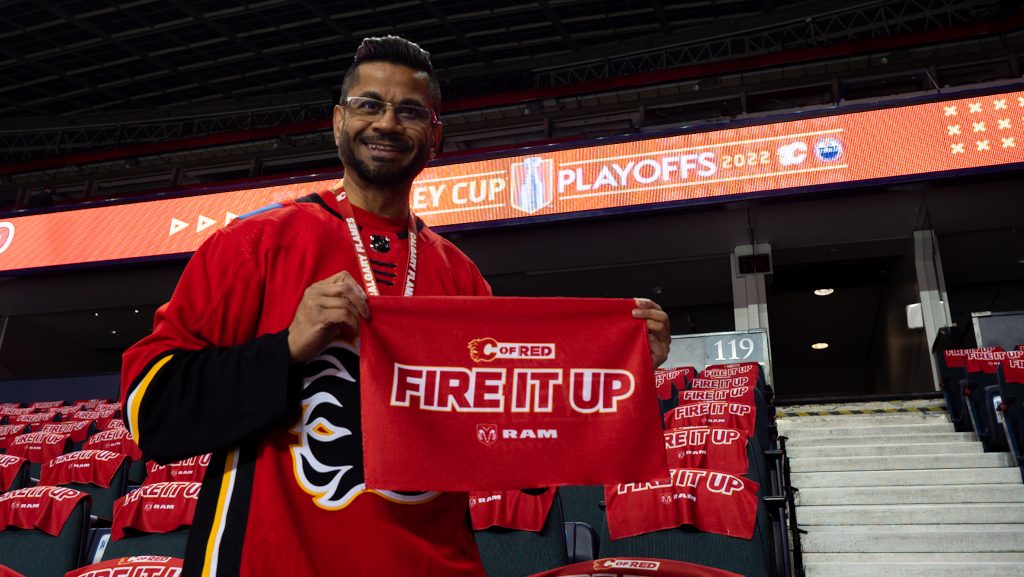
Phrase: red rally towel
[
  {"left": 0, "top": 425, "right": 30, "bottom": 451},
  {"left": 528, "top": 558, "right": 743, "bottom": 577},
  {"left": 665, "top": 402, "right": 755, "bottom": 438},
  {"left": 65, "top": 556, "right": 183, "bottom": 577},
  {"left": 0, "top": 407, "right": 34, "bottom": 416},
  {"left": 40, "top": 450, "right": 128, "bottom": 488},
  {"left": 39, "top": 420, "right": 93, "bottom": 444},
  {"left": 103, "top": 419, "right": 127, "bottom": 431},
  {"left": 1004, "top": 359, "right": 1024, "bottom": 385},
  {"left": 69, "top": 411, "right": 113, "bottom": 430},
  {"left": 945, "top": 347, "right": 1000, "bottom": 369},
  {"left": 360, "top": 296, "right": 668, "bottom": 491},
  {"left": 0, "top": 486, "right": 88, "bottom": 536},
  {"left": 0, "top": 454, "right": 27, "bottom": 490},
  {"left": 83, "top": 428, "right": 143, "bottom": 460},
  {"left": 663, "top": 427, "right": 748, "bottom": 476},
  {"left": 13, "top": 411, "right": 60, "bottom": 430},
  {"left": 112, "top": 482, "right": 201, "bottom": 541},
  {"left": 678, "top": 386, "right": 754, "bottom": 407},
  {"left": 605, "top": 469, "right": 759, "bottom": 540},
  {"left": 655, "top": 367, "right": 695, "bottom": 401},
  {"left": 30, "top": 401, "right": 65, "bottom": 410},
  {"left": 469, "top": 488, "right": 557, "bottom": 531},
  {"left": 0, "top": 565, "right": 27, "bottom": 577},
  {"left": 702, "top": 362, "right": 761, "bottom": 380},
  {"left": 6, "top": 432, "right": 69, "bottom": 463},
  {"left": 688, "top": 376, "right": 755, "bottom": 390},
  {"left": 966, "top": 350, "right": 1024, "bottom": 374},
  {"left": 144, "top": 454, "right": 211, "bottom": 486}
]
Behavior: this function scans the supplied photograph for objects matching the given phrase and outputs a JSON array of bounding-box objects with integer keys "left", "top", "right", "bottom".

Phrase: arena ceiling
[{"left": 2, "top": 0, "right": 1019, "bottom": 124}]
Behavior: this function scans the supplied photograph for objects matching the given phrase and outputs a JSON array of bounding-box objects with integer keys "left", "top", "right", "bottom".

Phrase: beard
[{"left": 337, "top": 130, "right": 430, "bottom": 188}]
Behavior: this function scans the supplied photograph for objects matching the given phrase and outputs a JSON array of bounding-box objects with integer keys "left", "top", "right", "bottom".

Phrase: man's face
[{"left": 334, "top": 61, "right": 440, "bottom": 188}]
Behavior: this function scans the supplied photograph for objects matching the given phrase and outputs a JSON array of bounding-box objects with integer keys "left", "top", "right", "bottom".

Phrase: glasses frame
[{"left": 341, "top": 96, "right": 438, "bottom": 127}]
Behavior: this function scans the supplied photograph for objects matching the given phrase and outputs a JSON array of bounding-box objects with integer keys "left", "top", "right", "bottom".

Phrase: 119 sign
[{"left": 704, "top": 336, "right": 763, "bottom": 364}]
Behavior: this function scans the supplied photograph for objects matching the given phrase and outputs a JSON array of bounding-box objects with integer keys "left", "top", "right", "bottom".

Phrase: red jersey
[{"left": 121, "top": 191, "right": 490, "bottom": 577}]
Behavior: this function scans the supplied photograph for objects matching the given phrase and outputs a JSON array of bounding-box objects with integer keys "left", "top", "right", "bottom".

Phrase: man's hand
[
  {"left": 287, "top": 271, "right": 369, "bottom": 363},
  {"left": 633, "top": 298, "right": 670, "bottom": 368}
]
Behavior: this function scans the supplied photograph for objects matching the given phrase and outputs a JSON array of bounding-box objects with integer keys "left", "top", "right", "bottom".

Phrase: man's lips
[{"left": 362, "top": 140, "right": 409, "bottom": 157}]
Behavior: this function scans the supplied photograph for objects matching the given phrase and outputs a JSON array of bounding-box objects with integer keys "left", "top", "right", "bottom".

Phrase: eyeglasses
[{"left": 342, "top": 96, "right": 437, "bottom": 127}]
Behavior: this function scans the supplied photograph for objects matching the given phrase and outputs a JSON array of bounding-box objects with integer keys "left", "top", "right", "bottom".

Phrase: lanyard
[{"left": 335, "top": 191, "right": 417, "bottom": 297}]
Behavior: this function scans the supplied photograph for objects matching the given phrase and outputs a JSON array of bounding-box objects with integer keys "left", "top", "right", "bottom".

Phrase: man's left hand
[{"left": 633, "top": 298, "right": 670, "bottom": 368}]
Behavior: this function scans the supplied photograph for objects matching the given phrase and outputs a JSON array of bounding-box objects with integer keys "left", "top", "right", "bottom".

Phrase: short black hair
[{"left": 340, "top": 36, "right": 441, "bottom": 108}]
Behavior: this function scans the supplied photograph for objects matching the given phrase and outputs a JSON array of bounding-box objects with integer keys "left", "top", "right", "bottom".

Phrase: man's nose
[{"left": 371, "top": 106, "right": 403, "bottom": 132}]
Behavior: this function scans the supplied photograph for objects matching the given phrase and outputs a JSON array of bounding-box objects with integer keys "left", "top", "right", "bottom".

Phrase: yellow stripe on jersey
[
  {"left": 203, "top": 448, "right": 239, "bottom": 577},
  {"left": 127, "top": 354, "right": 174, "bottom": 444}
]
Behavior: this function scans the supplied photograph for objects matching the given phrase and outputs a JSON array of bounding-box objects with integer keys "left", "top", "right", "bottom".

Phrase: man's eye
[
  {"left": 396, "top": 106, "right": 428, "bottom": 121},
  {"left": 357, "top": 100, "right": 383, "bottom": 113}
]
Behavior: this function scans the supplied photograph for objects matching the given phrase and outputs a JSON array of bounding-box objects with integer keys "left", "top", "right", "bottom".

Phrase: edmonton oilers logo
[
  {"left": 814, "top": 138, "right": 843, "bottom": 161},
  {"left": 509, "top": 156, "right": 554, "bottom": 215}
]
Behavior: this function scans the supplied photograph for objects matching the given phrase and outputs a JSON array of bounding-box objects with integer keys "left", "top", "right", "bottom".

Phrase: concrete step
[
  {"left": 805, "top": 552, "right": 1024, "bottom": 563},
  {"left": 790, "top": 452, "right": 1016, "bottom": 473},
  {"left": 799, "top": 503, "right": 1024, "bottom": 526},
  {"left": 792, "top": 467, "right": 1022, "bottom": 488},
  {"left": 787, "top": 432, "right": 976, "bottom": 447},
  {"left": 789, "top": 442, "right": 981, "bottom": 459},
  {"left": 802, "top": 524, "right": 1024, "bottom": 553},
  {"left": 782, "top": 422, "right": 957, "bottom": 439},
  {"left": 804, "top": 561, "right": 1024, "bottom": 577},
  {"left": 778, "top": 412, "right": 948, "bottom": 429},
  {"left": 797, "top": 483, "right": 1024, "bottom": 506}
]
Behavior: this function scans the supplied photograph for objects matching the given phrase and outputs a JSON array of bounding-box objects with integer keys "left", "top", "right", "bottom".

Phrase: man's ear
[
  {"left": 332, "top": 105, "right": 345, "bottom": 148},
  {"left": 430, "top": 121, "right": 443, "bottom": 159}
]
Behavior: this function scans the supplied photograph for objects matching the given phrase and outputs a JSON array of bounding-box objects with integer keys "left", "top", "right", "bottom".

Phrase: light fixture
[
  {"left": 814, "top": 288, "right": 834, "bottom": 296},
  {"left": 93, "top": 312, "right": 100, "bottom": 317},
  {"left": 811, "top": 342, "right": 829, "bottom": 350},
  {"left": 133, "top": 309, "right": 140, "bottom": 314},
  {"left": 110, "top": 330, "right": 118, "bottom": 335}
]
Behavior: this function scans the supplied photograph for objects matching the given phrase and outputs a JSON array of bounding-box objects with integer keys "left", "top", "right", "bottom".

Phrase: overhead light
[
  {"left": 110, "top": 330, "right": 118, "bottom": 335},
  {"left": 93, "top": 312, "right": 100, "bottom": 317},
  {"left": 811, "top": 342, "right": 829, "bottom": 350},
  {"left": 1017, "top": 256, "right": 1024, "bottom": 265},
  {"left": 133, "top": 309, "right": 140, "bottom": 314},
  {"left": 814, "top": 288, "right": 834, "bottom": 296}
]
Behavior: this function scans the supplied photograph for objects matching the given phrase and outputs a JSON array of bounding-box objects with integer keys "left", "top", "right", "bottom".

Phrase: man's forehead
[{"left": 350, "top": 61, "right": 432, "bottom": 98}]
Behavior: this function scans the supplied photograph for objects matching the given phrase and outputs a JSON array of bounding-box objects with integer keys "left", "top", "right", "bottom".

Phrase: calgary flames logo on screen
[
  {"left": 291, "top": 342, "right": 437, "bottom": 510},
  {"left": 510, "top": 156, "right": 554, "bottom": 215},
  {"left": 0, "top": 222, "right": 13, "bottom": 255}
]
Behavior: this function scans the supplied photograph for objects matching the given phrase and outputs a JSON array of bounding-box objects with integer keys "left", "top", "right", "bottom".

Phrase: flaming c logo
[
  {"left": 468, "top": 337, "right": 498, "bottom": 363},
  {"left": 0, "top": 222, "right": 13, "bottom": 255}
]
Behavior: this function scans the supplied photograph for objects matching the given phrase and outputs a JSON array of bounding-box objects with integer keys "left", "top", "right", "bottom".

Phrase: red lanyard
[{"left": 335, "top": 191, "right": 417, "bottom": 297}]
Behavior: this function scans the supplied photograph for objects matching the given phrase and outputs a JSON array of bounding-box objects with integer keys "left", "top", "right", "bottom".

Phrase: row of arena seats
[
  {"left": 935, "top": 345, "right": 1024, "bottom": 477},
  {"left": 0, "top": 400, "right": 206, "bottom": 576},
  {"left": 472, "top": 362, "right": 795, "bottom": 577},
  {"left": 1, "top": 363, "right": 794, "bottom": 577}
]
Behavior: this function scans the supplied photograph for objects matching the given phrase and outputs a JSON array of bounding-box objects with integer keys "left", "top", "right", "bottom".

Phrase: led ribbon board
[{"left": 1, "top": 89, "right": 1021, "bottom": 273}]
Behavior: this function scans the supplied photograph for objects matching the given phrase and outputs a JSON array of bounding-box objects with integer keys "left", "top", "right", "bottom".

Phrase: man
[{"left": 122, "top": 36, "right": 670, "bottom": 576}]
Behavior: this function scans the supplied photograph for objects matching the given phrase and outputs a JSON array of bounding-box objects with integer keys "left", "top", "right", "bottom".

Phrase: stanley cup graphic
[{"left": 510, "top": 156, "right": 554, "bottom": 215}]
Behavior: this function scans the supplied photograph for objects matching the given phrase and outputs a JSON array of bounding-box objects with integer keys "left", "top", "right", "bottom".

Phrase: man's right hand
[{"left": 287, "top": 271, "right": 369, "bottom": 363}]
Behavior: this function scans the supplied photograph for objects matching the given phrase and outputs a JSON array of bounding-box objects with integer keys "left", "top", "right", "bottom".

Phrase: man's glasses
[{"left": 342, "top": 96, "right": 437, "bottom": 127}]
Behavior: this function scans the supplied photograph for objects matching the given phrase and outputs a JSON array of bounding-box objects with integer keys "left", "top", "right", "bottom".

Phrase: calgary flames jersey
[{"left": 122, "top": 190, "right": 491, "bottom": 577}]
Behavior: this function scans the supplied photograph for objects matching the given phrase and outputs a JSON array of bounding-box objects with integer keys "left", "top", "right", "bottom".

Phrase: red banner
[
  {"left": 0, "top": 454, "right": 26, "bottom": 491},
  {"left": 678, "top": 386, "right": 754, "bottom": 407},
  {"left": 469, "top": 488, "right": 557, "bottom": 531},
  {"left": 654, "top": 367, "right": 695, "bottom": 401},
  {"left": 664, "top": 403, "right": 755, "bottom": 438},
  {"left": 39, "top": 450, "right": 127, "bottom": 488},
  {"left": 112, "top": 482, "right": 201, "bottom": 541},
  {"left": 663, "top": 427, "right": 748, "bottom": 476},
  {"left": 1004, "top": 359, "right": 1024, "bottom": 385},
  {"left": 605, "top": 469, "right": 759, "bottom": 540},
  {"left": 144, "top": 454, "right": 211, "bottom": 486},
  {"left": 360, "top": 296, "right": 666, "bottom": 491},
  {"left": 966, "top": 349, "right": 1023, "bottom": 374},
  {"left": 0, "top": 486, "right": 87, "bottom": 536},
  {"left": 6, "top": 432, "right": 69, "bottom": 464},
  {"left": 83, "top": 428, "right": 142, "bottom": 461},
  {"left": 65, "top": 556, "right": 183, "bottom": 577},
  {"left": 528, "top": 558, "right": 743, "bottom": 577},
  {"left": 944, "top": 347, "right": 1000, "bottom": 369},
  {"left": 39, "top": 420, "right": 93, "bottom": 443},
  {"left": 2, "top": 89, "right": 1023, "bottom": 274}
]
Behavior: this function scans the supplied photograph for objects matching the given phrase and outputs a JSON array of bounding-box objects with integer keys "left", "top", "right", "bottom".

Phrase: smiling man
[{"left": 121, "top": 36, "right": 669, "bottom": 577}]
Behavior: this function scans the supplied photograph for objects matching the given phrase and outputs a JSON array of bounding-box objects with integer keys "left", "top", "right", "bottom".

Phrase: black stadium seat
[
  {"left": 473, "top": 491, "right": 570, "bottom": 577},
  {"left": 0, "top": 489, "right": 92, "bottom": 577}
]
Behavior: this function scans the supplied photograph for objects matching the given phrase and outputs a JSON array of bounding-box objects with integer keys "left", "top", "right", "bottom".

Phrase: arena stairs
[{"left": 777, "top": 398, "right": 1024, "bottom": 577}]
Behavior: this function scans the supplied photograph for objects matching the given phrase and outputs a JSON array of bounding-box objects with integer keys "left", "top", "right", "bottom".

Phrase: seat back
[
  {"left": 0, "top": 456, "right": 30, "bottom": 494},
  {"left": 474, "top": 491, "right": 570, "bottom": 577},
  {"left": 64, "top": 459, "right": 131, "bottom": 522},
  {"left": 98, "top": 528, "right": 190, "bottom": 560},
  {"left": 0, "top": 490, "right": 91, "bottom": 577}
]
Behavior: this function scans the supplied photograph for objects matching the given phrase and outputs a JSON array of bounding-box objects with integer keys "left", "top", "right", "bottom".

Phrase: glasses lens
[{"left": 346, "top": 97, "right": 433, "bottom": 125}]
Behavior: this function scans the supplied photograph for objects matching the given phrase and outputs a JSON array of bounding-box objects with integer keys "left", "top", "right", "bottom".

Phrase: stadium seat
[
  {"left": 98, "top": 527, "right": 189, "bottom": 560},
  {"left": 40, "top": 450, "right": 131, "bottom": 523},
  {"left": 0, "top": 487, "right": 92, "bottom": 577},
  {"left": 473, "top": 490, "right": 570, "bottom": 577},
  {"left": 997, "top": 363, "right": 1024, "bottom": 479},
  {"left": 563, "top": 521, "right": 599, "bottom": 562},
  {"left": 559, "top": 485, "right": 774, "bottom": 577},
  {"left": 0, "top": 456, "right": 30, "bottom": 493},
  {"left": 935, "top": 348, "right": 971, "bottom": 432},
  {"left": 98, "top": 482, "right": 199, "bottom": 560},
  {"left": 6, "top": 432, "right": 71, "bottom": 480}
]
